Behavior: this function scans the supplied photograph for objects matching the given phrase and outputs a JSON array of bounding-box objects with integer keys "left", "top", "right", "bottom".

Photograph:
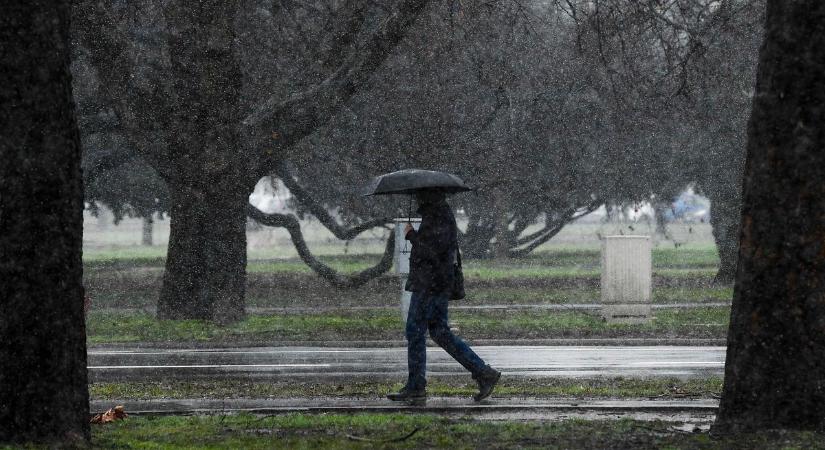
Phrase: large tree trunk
[
  {"left": 156, "top": 1, "right": 249, "bottom": 323},
  {"left": 158, "top": 181, "right": 248, "bottom": 323},
  {"left": 706, "top": 186, "right": 741, "bottom": 284},
  {"left": 0, "top": 1, "right": 90, "bottom": 443},
  {"left": 714, "top": 0, "right": 825, "bottom": 432}
]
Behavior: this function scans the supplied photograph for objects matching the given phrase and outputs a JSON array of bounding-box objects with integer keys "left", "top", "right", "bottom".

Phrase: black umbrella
[
  {"left": 361, "top": 169, "right": 472, "bottom": 232},
  {"left": 360, "top": 169, "right": 472, "bottom": 196}
]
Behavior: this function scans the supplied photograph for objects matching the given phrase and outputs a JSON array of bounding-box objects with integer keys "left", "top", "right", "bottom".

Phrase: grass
[
  {"left": 85, "top": 307, "right": 730, "bottom": 344},
  {"left": 90, "top": 377, "right": 724, "bottom": 400},
  {"left": 463, "top": 286, "right": 730, "bottom": 305},
  {"left": 84, "top": 285, "right": 731, "bottom": 310},
  {"left": 48, "top": 413, "right": 824, "bottom": 449},
  {"left": 83, "top": 246, "right": 721, "bottom": 275},
  {"left": 83, "top": 247, "right": 167, "bottom": 263}
]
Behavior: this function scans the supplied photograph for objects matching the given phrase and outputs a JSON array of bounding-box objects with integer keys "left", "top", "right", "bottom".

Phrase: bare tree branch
[
  {"left": 243, "top": 0, "right": 432, "bottom": 174},
  {"left": 509, "top": 201, "right": 601, "bottom": 257},
  {"left": 274, "top": 161, "right": 392, "bottom": 240},
  {"left": 247, "top": 204, "right": 395, "bottom": 288},
  {"left": 72, "top": 1, "right": 174, "bottom": 180}
]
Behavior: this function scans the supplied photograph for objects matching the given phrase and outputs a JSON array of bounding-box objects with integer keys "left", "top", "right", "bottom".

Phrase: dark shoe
[
  {"left": 387, "top": 388, "right": 427, "bottom": 406},
  {"left": 474, "top": 369, "right": 501, "bottom": 402}
]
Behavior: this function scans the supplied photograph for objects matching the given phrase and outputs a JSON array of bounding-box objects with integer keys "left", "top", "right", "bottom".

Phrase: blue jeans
[{"left": 405, "top": 291, "right": 489, "bottom": 391}]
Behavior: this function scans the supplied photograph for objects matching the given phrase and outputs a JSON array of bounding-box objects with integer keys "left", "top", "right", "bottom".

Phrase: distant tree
[
  {"left": 715, "top": 0, "right": 825, "bottom": 431},
  {"left": 289, "top": 3, "right": 606, "bottom": 259},
  {"left": 288, "top": 1, "right": 764, "bottom": 260},
  {"left": 0, "top": 1, "right": 90, "bottom": 444},
  {"left": 559, "top": 0, "right": 763, "bottom": 279},
  {"left": 692, "top": 2, "right": 763, "bottom": 283},
  {"left": 72, "top": 49, "right": 169, "bottom": 227}
]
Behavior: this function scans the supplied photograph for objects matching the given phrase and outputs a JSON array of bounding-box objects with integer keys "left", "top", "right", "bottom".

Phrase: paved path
[{"left": 88, "top": 346, "right": 726, "bottom": 382}]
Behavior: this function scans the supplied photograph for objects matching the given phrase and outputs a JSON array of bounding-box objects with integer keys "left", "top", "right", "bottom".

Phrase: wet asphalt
[{"left": 87, "top": 345, "right": 725, "bottom": 382}]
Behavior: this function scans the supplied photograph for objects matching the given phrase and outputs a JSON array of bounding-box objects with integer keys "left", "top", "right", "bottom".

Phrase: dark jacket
[{"left": 404, "top": 200, "right": 459, "bottom": 294}]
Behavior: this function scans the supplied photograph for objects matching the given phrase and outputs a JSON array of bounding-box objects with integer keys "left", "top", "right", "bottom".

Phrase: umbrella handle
[{"left": 403, "top": 195, "right": 412, "bottom": 253}]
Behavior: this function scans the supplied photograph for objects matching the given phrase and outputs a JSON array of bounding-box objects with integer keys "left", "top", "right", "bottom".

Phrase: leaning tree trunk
[
  {"left": 714, "top": 0, "right": 825, "bottom": 432},
  {"left": 155, "top": 0, "right": 249, "bottom": 323},
  {"left": 706, "top": 186, "right": 741, "bottom": 284},
  {"left": 0, "top": 1, "right": 90, "bottom": 443}
]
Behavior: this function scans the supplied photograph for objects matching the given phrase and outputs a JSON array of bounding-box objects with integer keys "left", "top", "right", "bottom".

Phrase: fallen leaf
[{"left": 90, "top": 405, "right": 127, "bottom": 424}]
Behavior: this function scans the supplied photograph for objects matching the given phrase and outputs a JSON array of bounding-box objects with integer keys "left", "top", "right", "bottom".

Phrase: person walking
[{"left": 387, "top": 189, "right": 501, "bottom": 405}]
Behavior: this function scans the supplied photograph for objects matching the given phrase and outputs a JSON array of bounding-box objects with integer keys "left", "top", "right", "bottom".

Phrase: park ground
[{"left": 65, "top": 217, "right": 823, "bottom": 448}]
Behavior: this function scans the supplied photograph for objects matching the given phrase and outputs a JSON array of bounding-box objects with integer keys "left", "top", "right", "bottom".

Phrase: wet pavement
[{"left": 88, "top": 345, "right": 725, "bottom": 382}]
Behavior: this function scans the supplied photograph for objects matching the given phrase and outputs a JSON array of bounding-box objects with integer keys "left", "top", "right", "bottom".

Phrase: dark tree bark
[
  {"left": 462, "top": 216, "right": 497, "bottom": 259},
  {"left": 706, "top": 186, "right": 741, "bottom": 284},
  {"left": 155, "top": 1, "right": 251, "bottom": 323},
  {"left": 714, "top": 0, "right": 825, "bottom": 432},
  {"left": 0, "top": 1, "right": 90, "bottom": 444},
  {"left": 158, "top": 180, "right": 248, "bottom": 324}
]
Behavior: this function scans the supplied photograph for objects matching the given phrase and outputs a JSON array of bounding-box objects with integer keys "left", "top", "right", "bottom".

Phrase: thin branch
[{"left": 247, "top": 204, "right": 395, "bottom": 288}]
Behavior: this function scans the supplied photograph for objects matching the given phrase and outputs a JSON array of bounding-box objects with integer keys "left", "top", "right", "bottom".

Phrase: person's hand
[{"left": 404, "top": 223, "right": 414, "bottom": 235}]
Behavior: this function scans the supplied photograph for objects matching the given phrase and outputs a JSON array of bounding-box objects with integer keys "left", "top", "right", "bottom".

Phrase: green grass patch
[
  {"left": 83, "top": 285, "right": 731, "bottom": 310},
  {"left": 77, "top": 414, "right": 825, "bottom": 449},
  {"left": 247, "top": 257, "right": 372, "bottom": 274},
  {"left": 654, "top": 286, "right": 732, "bottom": 303},
  {"left": 86, "top": 307, "right": 730, "bottom": 344},
  {"left": 83, "top": 247, "right": 722, "bottom": 276},
  {"left": 84, "top": 247, "right": 167, "bottom": 263},
  {"left": 90, "top": 377, "right": 723, "bottom": 400},
  {"left": 462, "top": 265, "right": 601, "bottom": 279},
  {"left": 465, "top": 287, "right": 602, "bottom": 304},
  {"left": 465, "top": 286, "right": 731, "bottom": 305},
  {"left": 652, "top": 247, "right": 719, "bottom": 268},
  {"left": 86, "top": 310, "right": 401, "bottom": 344}
]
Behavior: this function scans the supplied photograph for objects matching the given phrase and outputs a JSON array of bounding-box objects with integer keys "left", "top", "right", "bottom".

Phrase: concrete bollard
[
  {"left": 395, "top": 218, "right": 422, "bottom": 322},
  {"left": 601, "top": 235, "right": 652, "bottom": 324}
]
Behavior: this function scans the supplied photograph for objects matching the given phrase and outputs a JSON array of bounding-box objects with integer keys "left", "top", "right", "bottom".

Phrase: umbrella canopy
[{"left": 361, "top": 169, "right": 472, "bottom": 196}]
